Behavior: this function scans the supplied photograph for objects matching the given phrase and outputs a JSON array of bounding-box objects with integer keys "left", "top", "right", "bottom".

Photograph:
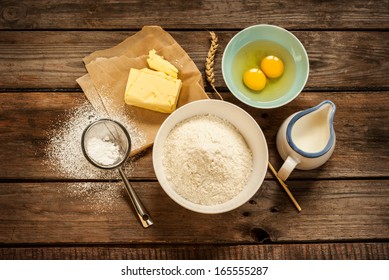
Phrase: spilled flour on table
[
  {"left": 63, "top": 182, "right": 124, "bottom": 214},
  {"left": 45, "top": 103, "right": 106, "bottom": 179},
  {"left": 44, "top": 101, "right": 146, "bottom": 213}
]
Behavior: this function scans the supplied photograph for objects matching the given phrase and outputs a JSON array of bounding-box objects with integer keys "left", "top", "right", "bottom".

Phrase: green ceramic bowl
[{"left": 222, "top": 24, "right": 309, "bottom": 109}]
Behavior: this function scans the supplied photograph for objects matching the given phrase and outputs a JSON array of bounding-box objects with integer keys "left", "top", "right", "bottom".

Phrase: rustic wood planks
[
  {"left": 0, "top": 31, "right": 388, "bottom": 90},
  {"left": 0, "top": 0, "right": 388, "bottom": 260},
  {"left": 0, "top": 180, "right": 388, "bottom": 244},
  {"left": 0, "top": 91, "right": 387, "bottom": 179},
  {"left": 0, "top": 0, "right": 388, "bottom": 30},
  {"left": 1, "top": 243, "right": 388, "bottom": 260}
]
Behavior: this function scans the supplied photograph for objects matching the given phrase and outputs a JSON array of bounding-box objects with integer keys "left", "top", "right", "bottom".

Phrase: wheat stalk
[
  {"left": 268, "top": 161, "right": 302, "bottom": 212},
  {"left": 205, "top": 31, "right": 223, "bottom": 100}
]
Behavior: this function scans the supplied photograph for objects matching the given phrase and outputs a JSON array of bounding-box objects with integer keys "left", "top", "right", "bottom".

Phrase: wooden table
[{"left": 0, "top": 0, "right": 388, "bottom": 260}]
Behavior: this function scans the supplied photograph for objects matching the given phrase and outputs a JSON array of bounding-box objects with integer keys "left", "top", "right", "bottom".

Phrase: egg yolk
[
  {"left": 260, "top": 55, "right": 284, "bottom": 78},
  {"left": 243, "top": 68, "right": 266, "bottom": 91}
]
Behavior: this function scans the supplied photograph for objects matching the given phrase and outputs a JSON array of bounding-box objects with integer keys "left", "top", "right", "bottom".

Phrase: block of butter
[
  {"left": 147, "top": 49, "right": 178, "bottom": 79},
  {"left": 124, "top": 68, "right": 182, "bottom": 113}
]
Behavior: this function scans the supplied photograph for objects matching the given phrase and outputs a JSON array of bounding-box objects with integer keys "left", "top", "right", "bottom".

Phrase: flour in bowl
[{"left": 162, "top": 114, "right": 253, "bottom": 205}]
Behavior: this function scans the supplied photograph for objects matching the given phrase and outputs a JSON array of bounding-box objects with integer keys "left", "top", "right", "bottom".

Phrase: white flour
[
  {"left": 45, "top": 101, "right": 146, "bottom": 213},
  {"left": 86, "top": 137, "right": 121, "bottom": 166},
  {"left": 45, "top": 101, "right": 145, "bottom": 179},
  {"left": 60, "top": 182, "right": 123, "bottom": 214},
  {"left": 162, "top": 114, "right": 253, "bottom": 205}
]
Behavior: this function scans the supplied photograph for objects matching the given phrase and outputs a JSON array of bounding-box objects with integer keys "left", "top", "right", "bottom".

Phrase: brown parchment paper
[{"left": 77, "top": 26, "right": 208, "bottom": 156}]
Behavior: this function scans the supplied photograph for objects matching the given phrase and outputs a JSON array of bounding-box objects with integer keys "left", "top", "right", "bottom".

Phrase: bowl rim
[
  {"left": 222, "top": 24, "right": 309, "bottom": 109},
  {"left": 152, "top": 99, "right": 268, "bottom": 214}
]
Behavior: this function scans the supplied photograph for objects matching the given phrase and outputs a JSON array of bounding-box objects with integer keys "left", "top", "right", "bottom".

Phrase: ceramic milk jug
[{"left": 276, "top": 100, "right": 336, "bottom": 181}]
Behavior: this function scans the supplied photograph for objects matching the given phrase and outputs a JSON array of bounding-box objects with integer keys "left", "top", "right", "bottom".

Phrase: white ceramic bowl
[{"left": 153, "top": 99, "right": 268, "bottom": 214}]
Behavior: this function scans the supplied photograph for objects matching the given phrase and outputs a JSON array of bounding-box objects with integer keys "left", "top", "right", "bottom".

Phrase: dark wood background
[{"left": 0, "top": 0, "right": 388, "bottom": 259}]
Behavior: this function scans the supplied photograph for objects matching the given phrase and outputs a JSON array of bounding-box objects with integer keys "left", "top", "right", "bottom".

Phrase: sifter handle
[{"left": 118, "top": 167, "right": 153, "bottom": 228}]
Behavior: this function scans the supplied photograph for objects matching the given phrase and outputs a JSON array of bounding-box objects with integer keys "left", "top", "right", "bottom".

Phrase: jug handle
[{"left": 278, "top": 156, "right": 299, "bottom": 181}]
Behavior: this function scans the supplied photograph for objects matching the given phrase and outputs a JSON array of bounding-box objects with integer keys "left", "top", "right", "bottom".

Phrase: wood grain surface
[
  {"left": 0, "top": 31, "right": 388, "bottom": 90},
  {"left": 1, "top": 243, "right": 388, "bottom": 260},
  {"left": 0, "top": 180, "right": 388, "bottom": 244},
  {"left": 0, "top": 91, "right": 387, "bottom": 180},
  {"left": 0, "top": 0, "right": 388, "bottom": 30},
  {"left": 0, "top": 0, "right": 388, "bottom": 260}
]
